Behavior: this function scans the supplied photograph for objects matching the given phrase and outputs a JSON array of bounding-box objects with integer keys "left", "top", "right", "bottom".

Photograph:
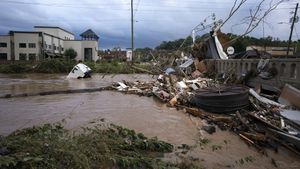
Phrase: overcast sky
[{"left": 0, "top": 0, "right": 299, "bottom": 49}]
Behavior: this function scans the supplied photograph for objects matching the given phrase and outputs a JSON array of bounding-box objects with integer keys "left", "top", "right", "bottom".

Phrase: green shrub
[
  {"left": 64, "top": 48, "right": 77, "bottom": 60},
  {"left": 34, "top": 60, "right": 75, "bottom": 73},
  {"left": 0, "top": 63, "right": 31, "bottom": 73},
  {"left": 0, "top": 123, "right": 173, "bottom": 169},
  {"left": 83, "top": 61, "right": 96, "bottom": 71},
  {"left": 0, "top": 60, "right": 155, "bottom": 74}
]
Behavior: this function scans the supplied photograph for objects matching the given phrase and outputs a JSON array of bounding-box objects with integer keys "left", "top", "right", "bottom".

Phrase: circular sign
[{"left": 227, "top": 46, "right": 235, "bottom": 55}]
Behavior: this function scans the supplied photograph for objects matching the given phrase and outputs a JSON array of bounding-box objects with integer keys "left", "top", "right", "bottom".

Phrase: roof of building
[
  {"left": 9, "top": 31, "right": 42, "bottom": 35},
  {"left": 34, "top": 26, "right": 74, "bottom": 35},
  {"left": 80, "top": 29, "right": 99, "bottom": 39}
]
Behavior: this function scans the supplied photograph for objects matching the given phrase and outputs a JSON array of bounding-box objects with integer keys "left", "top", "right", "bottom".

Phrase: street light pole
[{"left": 287, "top": 3, "right": 298, "bottom": 57}]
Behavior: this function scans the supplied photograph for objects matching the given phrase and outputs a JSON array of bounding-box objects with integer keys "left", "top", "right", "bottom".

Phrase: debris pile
[{"left": 111, "top": 61, "right": 300, "bottom": 156}]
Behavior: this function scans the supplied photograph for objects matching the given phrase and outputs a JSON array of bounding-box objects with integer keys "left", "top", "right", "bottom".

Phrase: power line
[
  {"left": 0, "top": 0, "right": 296, "bottom": 11},
  {"left": 134, "top": 0, "right": 141, "bottom": 17},
  {"left": 294, "top": 27, "right": 300, "bottom": 39},
  {"left": 0, "top": 0, "right": 131, "bottom": 6}
]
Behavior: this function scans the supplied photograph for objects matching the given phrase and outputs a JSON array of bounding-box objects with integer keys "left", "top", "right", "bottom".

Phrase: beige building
[
  {"left": 0, "top": 35, "right": 12, "bottom": 60},
  {"left": 0, "top": 26, "right": 99, "bottom": 61},
  {"left": 246, "top": 46, "right": 294, "bottom": 56}
]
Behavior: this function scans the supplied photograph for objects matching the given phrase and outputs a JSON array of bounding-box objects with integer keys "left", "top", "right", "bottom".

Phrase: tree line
[{"left": 153, "top": 33, "right": 300, "bottom": 53}]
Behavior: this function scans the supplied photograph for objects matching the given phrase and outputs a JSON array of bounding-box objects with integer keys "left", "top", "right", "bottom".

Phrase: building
[
  {"left": 98, "top": 50, "right": 127, "bottom": 61},
  {"left": 0, "top": 26, "right": 99, "bottom": 61},
  {"left": 246, "top": 46, "right": 294, "bottom": 57}
]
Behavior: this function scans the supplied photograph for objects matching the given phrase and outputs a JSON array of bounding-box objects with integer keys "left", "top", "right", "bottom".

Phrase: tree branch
[{"left": 224, "top": 0, "right": 287, "bottom": 46}]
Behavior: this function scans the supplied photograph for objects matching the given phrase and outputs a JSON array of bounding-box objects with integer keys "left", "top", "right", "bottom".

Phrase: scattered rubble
[
  {"left": 201, "top": 125, "right": 216, "bottom": 134},
  {"left": 110, "top": 59, "right": 300, "bottom": 157},
  {"left": 279, "top": 84, "right": 300, "bottom": 109}
]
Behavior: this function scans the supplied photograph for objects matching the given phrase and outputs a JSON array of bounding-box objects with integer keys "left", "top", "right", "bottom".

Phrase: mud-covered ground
[{"left": 0, "top": 73, "right": 299, "bottom": 168}]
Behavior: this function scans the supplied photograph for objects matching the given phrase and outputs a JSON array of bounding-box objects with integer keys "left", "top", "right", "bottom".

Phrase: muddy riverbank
[{"left": 0, "top": 73, "right": 300, "bottom": 168}]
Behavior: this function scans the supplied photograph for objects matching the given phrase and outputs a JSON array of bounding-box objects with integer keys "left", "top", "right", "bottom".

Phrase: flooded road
[
  {"left": 0, "top": 73, "right": 154, "bottom": 96},
  {"left": 0, "top": 73, "right": 198, "bottom": 145},
  {"left": 0, "top": 73, "right": 299, "bottom": 169},
  {"left": 0, "top": 91, "right": 198, "bottom": 145}
]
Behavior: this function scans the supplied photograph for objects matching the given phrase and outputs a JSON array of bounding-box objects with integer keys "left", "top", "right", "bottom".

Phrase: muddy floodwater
[
  {"left": 0, "top": 73, "right": 155, "bottom": 96},
  {"left": 0, "top": 73, "right": 299, "bottom": 169}
]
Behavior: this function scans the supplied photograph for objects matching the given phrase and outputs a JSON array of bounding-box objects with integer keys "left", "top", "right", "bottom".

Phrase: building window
[
  {"left": 54, "top": 46, "right": 57, "bottom": 50},
  {"left": 19, "top": 53, "right": 27, "bottom": 60},
  {"left": 0, "top": 43, "right": 7, "bottom": 47},
  {"left": 19, "top": 43, "right": 26, "bottom": 48},
  {"left": 29, "top": 43, "right": 36, "bottom": 48},
  {"left": 62, "top": 47, "right": 64, "bottom": 51},
  {"left": 29, "top": 53, "right": 36, "bottom": 61},
  {"left": 0, "top": 53, "right": 7, "bottom": 60},
  {"left": 48, "top": 45, "right": 52, "bottom": 49}
]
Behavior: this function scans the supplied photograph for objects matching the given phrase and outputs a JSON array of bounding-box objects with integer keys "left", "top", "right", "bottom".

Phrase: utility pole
[
  {"left": 287, "top": 3, "right": 298, "bottom": 57},
  {"left": 131, "top": 0, "right": 134, "bottom": 63}
]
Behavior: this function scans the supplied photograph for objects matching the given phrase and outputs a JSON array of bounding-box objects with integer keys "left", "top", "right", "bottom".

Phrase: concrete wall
[
  {"left": 43, "top": 34, "right": 64, "bottom": 54},
  {"left": 59, "top": 39, "right": 64, "bottom": 54},
  {"left": 64, "top": 40, "right": 98, "bottom": 61},
  {"left": 43, "top": 34, "right": 52, "bottom": 51},
  {"left": 58, "top": 29, "right": 74, "bottom": 40},
  {"left": 34, "top": 27, "right": 74, "bottom": 40},
  {"left": 63, "top": 41, "right": 82, "bottom": 60},
  {"left": 207, "top": 58, "right": 300, "bottom": 90},
  {"left": 13, "top": 33, "right": 40, "bottom": 61},
  {"left": 0, "top": 35, "right": 11, "bottom": 60},
  {"left": 81, "top": 40, "right": 98, "bottom": 61},
  {"left": 53, "top": 37, "right": 59, "bottom": 54}
]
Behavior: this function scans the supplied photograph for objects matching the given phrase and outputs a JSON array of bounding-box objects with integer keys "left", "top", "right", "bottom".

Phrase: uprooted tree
[
  {"left": 185, "top": 0, "right": 290, "bottom": 49},
  {"left": 188, "top": 0, "right": 291, "bottom": 60},
  {"left": 221, "top": 0, "right": 290, "bottom": 47}
]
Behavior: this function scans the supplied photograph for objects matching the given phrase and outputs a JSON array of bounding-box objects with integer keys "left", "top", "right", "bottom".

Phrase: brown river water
[{"left": 0, "top": 73, "right": 299, "bottom": 168}]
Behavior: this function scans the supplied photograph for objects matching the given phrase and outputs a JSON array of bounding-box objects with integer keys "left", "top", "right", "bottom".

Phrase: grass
[
  {"left": 211, "top": 144, "right": 222, "bottom": 151},
  {"left": 0, "top": 60, "right": 156, "bottom": 74},
  {"left": 84, "top": 61, "right": 157, "bottom": 74},
  {"left": 234, "top": 156, "right": 255, "bottom": 166},
  {"left": 0, "top": 123, "right": 174, "bottom": 169},
  {"left": 0, "top": 63, "right": 32, "bottom": 73},
  {"left": 199, "top": 138, "right": 211, "bottom": 147}
]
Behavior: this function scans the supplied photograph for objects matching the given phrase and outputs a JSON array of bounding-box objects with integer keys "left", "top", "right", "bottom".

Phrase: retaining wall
[{"left": 206, "top": 58, "right": 300, "bottom": 91}]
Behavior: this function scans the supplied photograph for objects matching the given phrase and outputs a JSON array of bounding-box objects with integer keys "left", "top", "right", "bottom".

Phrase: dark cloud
[{"left": 0, "top": 0, "right": 298, "bottom": 49}]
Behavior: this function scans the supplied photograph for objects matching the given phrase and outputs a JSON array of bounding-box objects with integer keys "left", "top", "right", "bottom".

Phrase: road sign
[{"left": 227, "top": 46, "right": 235, "bottom": 55}]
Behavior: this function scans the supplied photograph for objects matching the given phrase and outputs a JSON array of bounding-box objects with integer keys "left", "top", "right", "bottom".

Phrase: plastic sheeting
[{"left": 213, "top": 33, "right": 228, "bottom": 60}]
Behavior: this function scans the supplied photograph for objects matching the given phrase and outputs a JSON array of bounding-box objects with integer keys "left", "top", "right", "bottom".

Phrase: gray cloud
[{"left": 0, "top": 0, "right": 298, "bottom": 49}]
